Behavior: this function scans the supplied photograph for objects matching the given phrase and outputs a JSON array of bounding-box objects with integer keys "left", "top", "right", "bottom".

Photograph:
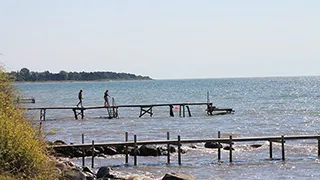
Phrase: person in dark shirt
[
  {"left": 104, "top": 89, "right": 110, "bottom": 106},
  {"left": 77, "top": 90, "right": 83, "bottom": 107}
]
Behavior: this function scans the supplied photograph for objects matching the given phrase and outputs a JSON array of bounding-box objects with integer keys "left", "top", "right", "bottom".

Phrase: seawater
[{"left": 15, "top": 77, "right": 320, "bottom": 179}]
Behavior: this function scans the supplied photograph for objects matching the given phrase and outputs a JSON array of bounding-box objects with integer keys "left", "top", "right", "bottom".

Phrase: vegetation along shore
[{"left": 7, "top": 68, "right": 152, "bottom": 82}]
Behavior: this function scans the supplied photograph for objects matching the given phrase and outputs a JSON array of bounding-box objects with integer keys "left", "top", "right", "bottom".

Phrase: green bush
[{"left": 0, "top": 68, "right": 58, "bottom": 179}]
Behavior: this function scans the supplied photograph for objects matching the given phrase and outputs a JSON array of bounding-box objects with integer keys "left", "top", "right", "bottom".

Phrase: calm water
[{"left": 15, "top": 77, "right": 320, "bottom": 179}]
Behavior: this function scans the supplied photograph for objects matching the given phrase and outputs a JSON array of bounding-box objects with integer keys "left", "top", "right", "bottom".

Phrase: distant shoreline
[
  {"left": 12, "top": 78, "right": 154, "bottom": 84},
  {"left": 7, "top": 68, "right": 152, "bottom": 82}
]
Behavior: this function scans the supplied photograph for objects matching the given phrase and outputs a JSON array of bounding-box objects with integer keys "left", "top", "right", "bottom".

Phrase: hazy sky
[{"left": 0, "top": 0, "right": 319, "bottom": 79}]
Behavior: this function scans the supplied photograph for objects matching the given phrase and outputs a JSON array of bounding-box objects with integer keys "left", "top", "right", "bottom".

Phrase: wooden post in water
[
  {"left": 81, "top": 108, "right": 84, "bottom": 119},
  {"left": 91, "top": 140, "right": 95, "bottom": 168},
  {"left": 40, "top": 109, "right": 46, "bottom": 121},
  {"left": 218, "top": 131, "right": 221, "bottom": 162},
  {"left": 134, "top": 135, "right": 137, "bottom": 166},
  {"left": 72, "top": 109, "right": 78, "bottom": 120},
  {"left": 186, "top": 105, "right": 191, "bottom": 117},
  {"left": 318, "top": 138, "right": 320, "bottom": 157},
  {"left": 82, "top": 134, "right": 85, "bottom": 167},
  {"left": 125, "top": 132, "right": 128, "bottom": 164},
  {"left": 167, "top": 132, "right": 170, "bottom": 164},
  {"left": 281, "top": 135, "right": 285, "bottom": 161},
  {"left": 178, "top": 135, "right": 181, "bottom": 165},
  {"left": 269, "top": 140, "right": 273, "bottom": 159},
  {"left": 169, "top": 105, "right": 174, "bottom": 117},
  {"left": 229, "top": 135, "right": 233, "bottom": 163},
  {"left": 183, "top": 105, "right": 185, "bottom": 117}
]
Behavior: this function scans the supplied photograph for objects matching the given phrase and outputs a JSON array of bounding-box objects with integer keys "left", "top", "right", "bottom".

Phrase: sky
[{"left": 0, "top": 0, "right": 319, "bottom": 79}]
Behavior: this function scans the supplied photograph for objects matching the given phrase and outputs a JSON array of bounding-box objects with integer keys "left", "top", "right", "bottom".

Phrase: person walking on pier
[
  {"left": 77, "top": 90, "right": 83, "bottom": 107},
  {"left": 104, "top": 89, "right": 110, "bottom": 106}
]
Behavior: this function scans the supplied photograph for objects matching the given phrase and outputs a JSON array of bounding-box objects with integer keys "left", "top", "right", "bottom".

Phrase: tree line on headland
[{"left": 7, "top": 68, "right": 152, "bottom": 82}]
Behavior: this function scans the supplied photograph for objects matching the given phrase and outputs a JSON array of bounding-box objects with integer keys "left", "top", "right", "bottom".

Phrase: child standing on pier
[
  {"left": 104, "top": 89, "right": 110, "bottom": 106},
  {"left": 77, "top": 90, "right": 83, "bottom": 107}
]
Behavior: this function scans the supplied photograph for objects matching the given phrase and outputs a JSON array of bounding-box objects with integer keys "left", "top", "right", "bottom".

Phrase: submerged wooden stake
[
  {"left": 91, "top": 140, "right": 94, "bottom": 168},
  {"left": 178, "top": 135, "right": 181, "bottom": 165},
  {"left": 82, "top": 134, "right": 85, "bottom": 167},
  {"left": 167, "top": 132, "right": 170, "bottom": 164},
  {"left": 134, "top": 135, "right": 137, "bottom": 166},
  {"left": 218, "top": 131, "right": 221, "bottom": 162},
  {"left": 125, "top": 132, "right": 128, "bottom": 164},
  {"left": 281, "top": 135, "right": 285, "bottom": 161},
  {"left": 229, "top": 135, "right": 233, "bottom": 163},
  {"left": 318, "top": 138, "right": 320, "bottom": 157},
  {"left": 269, "top": 140, "right": 273, "bottom": 159}
]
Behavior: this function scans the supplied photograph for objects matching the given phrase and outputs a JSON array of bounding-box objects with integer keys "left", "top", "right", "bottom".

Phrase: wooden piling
[
  {"left": 91, "top": 140, "right": 94, "bottom": 168},
  {"left": 229, "top": 135, "right": 233, "bottom": 163},
  {"left": 178, "top": 135, "right": 181, "bottom": 165},
  {"left": 269, "top": 140, "right": 273, "bottom": 159},
  {"left": 72, "top": 109, "right": 78, "bottom": 119},
  {"left": 125, "top": 132, "right": 128, "bottom": 164},
  {"left": 281, "top": 135, "right": 285, "bottom": 161},
  {"left": 183, "top": 105, "right": 185, "bottom": 117},
  {"left": 40, "top": 109, "right": 46, "bottom": 121},
  {"left": 81, "top": 109, "right": 84, "bottom": 119},
  {"left": 318, "top": 138, "right": 320, "bottom": 156},
  {"left": 169, "top": 105, "right": 174, "bottom": 117},
  {"left": 186, "top": 105, "right": 191, "bottom": 117},
  {"left": 218, "top": 131, "right": 221, "bottom": 162},
  {"left": 167, "top": 132, "right": 170, "bottom": 164},
  {"left": 134, "top": 135, "right": 137, "bottom": 166},
  {"left": 82, "top": 134, "right": 85, "bottom": 167}
]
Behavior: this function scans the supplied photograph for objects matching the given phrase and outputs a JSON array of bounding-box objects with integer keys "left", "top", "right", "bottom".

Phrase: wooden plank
[{"left": 24, "top": 102, "right": 214, "bottom": 110}]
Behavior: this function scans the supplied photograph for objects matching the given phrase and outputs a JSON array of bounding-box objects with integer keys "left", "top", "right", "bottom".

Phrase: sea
[{"left": 15, "top": 76, "right": 320, "bottom": 179}]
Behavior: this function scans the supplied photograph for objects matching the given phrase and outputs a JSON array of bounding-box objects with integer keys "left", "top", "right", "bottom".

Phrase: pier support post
[
  {"left": 229, "top": 135, "right": 233, "bottom": 163},
  {"left": 73, "top": 109, "right": 78, "bottom": 119},
  {"left": 91, "top": 140, "right": 95, "bottom": 168},
  {"left": 139, "top": 106, "right": 153, "bottom": 117},
  {"left": 178, "top": 105, "right": 186, "bottom": 117},
  {"left": 183, "top": 105, "right": 185, "bottom": 117},
  {"left": 125, "top": 132, "right": 128, "bottom": 164},
  {"left": 73, "top": 108, "right": 85, "bottom": 119},
  {"left": 134, "top": 135, "right": 137, "bottom": 166},
  {"left": 81, "top": 108, "right": 84, "bottom": 119},
  {"left": 40, "top": 109, "right": 46, "bottom": 121},
  {"left": 269, "top": 140, "right": 273, "bottom": 159},
  {"left": 318, "top": 138, "right": 320, "bottom": 157},
  {"left": 281, "top": 135, "right": 285, "bottom": 161},
  {"left": 186, "top": 105, "right": 192, "bottom": 117},
  {"left": 167, "top": 132, "right": 170, "bottom": 164},
  {"left": 169, "top": 105, "right": 174, "bottom": 117},
  {"left": 207, "top": 104, "right": 213, "bottom": 115},
  {"left": 82, "top": 134, "right": 85, "bottom": 167},
  {"left": 178, "top": 135, "right": 181, "bottom": 165},
  {"left": 218, "top": 131, "right": 221, "bottom": 162}
]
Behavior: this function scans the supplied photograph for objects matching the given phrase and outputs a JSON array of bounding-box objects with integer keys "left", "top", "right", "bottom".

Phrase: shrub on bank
[{"left": 0, "top": 68, "right": 58, "bottom": 179}]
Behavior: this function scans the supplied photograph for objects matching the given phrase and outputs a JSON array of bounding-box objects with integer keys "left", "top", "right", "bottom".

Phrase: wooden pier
[
  {"left": 24, "top": 102, "right": 233, "bottom": 120},
  {"left": 17, "top": 97, "right": 35, "bottom": 103},
  {"left": 52, "top": 132, "right": 320, "bottom": 168}
]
